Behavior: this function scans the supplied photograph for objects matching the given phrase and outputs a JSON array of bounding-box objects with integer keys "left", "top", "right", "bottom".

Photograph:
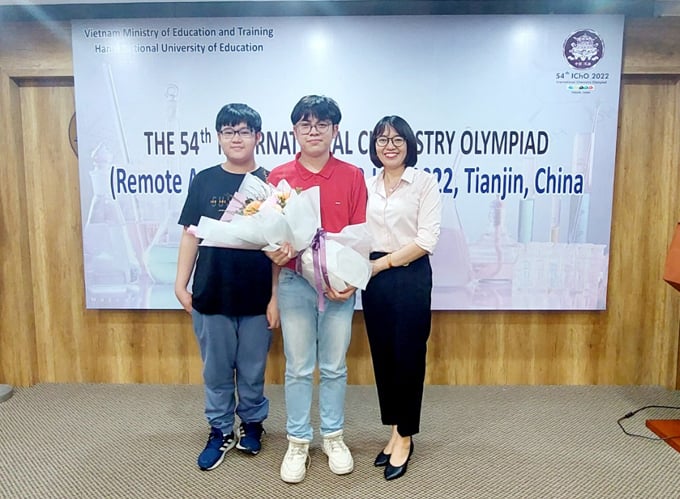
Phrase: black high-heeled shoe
[
  {"left": 374, "top": 450, "right": 390, "bottom": 467},
  {"left": 384, "top": 440, "right": 414, "bottom": 481}
]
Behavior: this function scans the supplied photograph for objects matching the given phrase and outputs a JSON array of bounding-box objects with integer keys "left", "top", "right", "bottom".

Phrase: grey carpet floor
[{"left": 1, "top": 384, "right": 680, "bottom": 498}]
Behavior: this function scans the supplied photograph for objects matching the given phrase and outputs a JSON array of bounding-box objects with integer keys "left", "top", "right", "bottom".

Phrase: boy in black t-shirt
[{"left": 176, "top": 103, "right": 278, "bottom": 471}]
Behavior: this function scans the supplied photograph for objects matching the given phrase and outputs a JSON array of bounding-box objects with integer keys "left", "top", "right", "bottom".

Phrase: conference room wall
[{"left": 1, "top": 18, "right": 679, "bottom": 388}]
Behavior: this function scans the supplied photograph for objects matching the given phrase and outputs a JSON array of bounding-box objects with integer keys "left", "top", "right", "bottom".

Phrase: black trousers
[{"left": 362, "top": 253, "right": 432, "bottom": 437}]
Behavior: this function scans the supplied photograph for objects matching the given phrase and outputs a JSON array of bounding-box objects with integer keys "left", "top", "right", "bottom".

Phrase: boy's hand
[
  {"left": 265, "top": 242, "right": 295, "bottom": 266},
  {"left": 266, "top": 296, "right": 280, "bottom": 329},
  {"left": 325, "top": 285, "right": 356, "bottom": 302},
  {"left": 175, "top": 286, "right": 193, "bottom": 314}
]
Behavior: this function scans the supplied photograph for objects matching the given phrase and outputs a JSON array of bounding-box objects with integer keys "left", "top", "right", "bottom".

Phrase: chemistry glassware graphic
[
  {"left": 468, "top": 195, "right": 520, "bottom": 283},
  {"left": 82, "top": 143, "right": 141, "bottom": 307},
  {"left": 101, "top": 62, "right": 148, "bottom": 276},
  {"left": 567, "top": 131, "right": 594, "bottom": 243},
  {"left": 430, "top": 149, "right": 475, "bottom": 290},
  {"left": 100, "top": 63, "right": 187, "bottom": 307},
  {"left": 143, "top": 83, "right": 185, "bottom": 288},
  {"left": 568, "top": 104, "right": 603, "bottom": 244},
  {"left": 511, "top": 241, "right": 607, "bottom": 309},
  {"left": 429, "top": 148, "right": 519, "bottom": 308},
  {"left": 517, "top": 157, "right": 536, "bottom": 244}
]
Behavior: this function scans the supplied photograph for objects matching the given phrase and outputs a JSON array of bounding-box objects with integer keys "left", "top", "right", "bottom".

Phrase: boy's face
[
  {"left": 217, "top": 121, "right": 260, "bottom": 164},
  {"left": 293, "top": 115, "right": 338, "bottom": 159}
]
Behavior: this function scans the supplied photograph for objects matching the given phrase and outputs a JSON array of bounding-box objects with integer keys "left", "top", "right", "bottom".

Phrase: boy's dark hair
[
  {"left": 369, "top": 115, "right": 418, "bottom": 168},
  {"left": 215, "top": 103, "right": 262, "bottom": 132},
  {"left": 290, "top": 95, "right": 342, "bottom": 125}
]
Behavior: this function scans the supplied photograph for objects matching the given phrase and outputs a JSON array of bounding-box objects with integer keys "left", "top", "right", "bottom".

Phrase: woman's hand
[{"left": 371, "top": 254, "right": 392, "bottom": 276}]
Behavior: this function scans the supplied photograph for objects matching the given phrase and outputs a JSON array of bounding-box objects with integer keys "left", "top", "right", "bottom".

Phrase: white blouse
[{"left": 366, "top": 167, "right": 442, "bottom": 254}]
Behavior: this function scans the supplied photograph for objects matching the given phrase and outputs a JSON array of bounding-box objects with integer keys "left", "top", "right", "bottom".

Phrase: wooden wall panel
[
  {"left": 623, "top": 18, "right": 680, "bottom": 74},
  {"left": 0, "top": 23, "right": 72, "bottom": 78},
  {"left": 0, "top": 69, "right": 38, "bottom": 386},
  {"left": 1, "top": 18, "right": 680, "bottom": 388},
  {"left": 596, "top": 77, "right": 680, "bottom": 385},
  {"left": 16, "top": 85, "right": 206, "bottom": 384},
  {"left": 20, "top": 85, "right": 82, "bottom": 382}
]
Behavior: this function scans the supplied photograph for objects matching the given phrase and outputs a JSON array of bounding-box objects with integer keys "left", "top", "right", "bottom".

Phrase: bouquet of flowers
[
  {"left": 189, "top": 173, "right": 320, "bottom": 252},
  {"left": 298, "top": 224, "right": 373, "bottom": 294},
  {"left": 190, "top": 172, "right": 372, "bottom": 306}
]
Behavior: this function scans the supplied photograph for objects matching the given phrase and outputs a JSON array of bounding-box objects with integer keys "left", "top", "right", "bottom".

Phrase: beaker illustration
[
  {"left": 82, "top": 143, "right": 141, "bottom": 306},
  {"left": 430, "top": 151, "right": 474, "bottom": 289},
  {"left": 431, "top": 195, "right": 474, "bottom": 288},
  {"left": 144, "top": 212, "right": 183, "bottom": 284}
]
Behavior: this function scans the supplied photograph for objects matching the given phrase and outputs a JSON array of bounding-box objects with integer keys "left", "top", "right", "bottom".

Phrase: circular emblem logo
[{"left": 563, "top": 29, "right": 604, "bottom": 69}]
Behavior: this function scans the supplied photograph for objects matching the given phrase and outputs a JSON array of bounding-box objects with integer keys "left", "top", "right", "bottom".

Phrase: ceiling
[{"left": 1, "top": 0, "right": 679, "bottom": 22}]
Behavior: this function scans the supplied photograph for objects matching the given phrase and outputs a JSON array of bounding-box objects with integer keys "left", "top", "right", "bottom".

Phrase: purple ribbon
[{"left": 309, "top": 228, "right": 332, "bottom": 312}]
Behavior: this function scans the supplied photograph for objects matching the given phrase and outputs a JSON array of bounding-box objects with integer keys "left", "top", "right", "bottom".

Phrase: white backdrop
[{"left": 71, "top": 14, "right": 624, "bottom": 310}]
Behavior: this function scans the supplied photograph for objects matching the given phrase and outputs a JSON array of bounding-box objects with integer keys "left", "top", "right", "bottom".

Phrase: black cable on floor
[{"left": 617, "top": 405, "right": 680, "bottom": 441}]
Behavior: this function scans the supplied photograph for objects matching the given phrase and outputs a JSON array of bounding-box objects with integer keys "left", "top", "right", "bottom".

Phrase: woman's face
[{"left": 375, "top": 125, "right": 407, "bottom": 170}]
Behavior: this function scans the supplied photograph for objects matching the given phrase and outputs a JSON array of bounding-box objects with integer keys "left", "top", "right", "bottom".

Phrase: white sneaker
[
  {"left": 280, "top": 435, "right": 311, "bottom": 483},
  {"left": 322, "top": 430, "right": 354, "bottom": 475}
]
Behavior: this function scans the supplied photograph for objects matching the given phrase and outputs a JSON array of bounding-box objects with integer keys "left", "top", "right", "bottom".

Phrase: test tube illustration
[
  {"left": 517, "top": 158, "right": 536, "bottom": 244},
  {"left": 568, "top": 106, "right": 598, "bottom": 243},
  {"left": 550, "top": 196, "right": 561, "bottom": 243},
  {"left": 143, "top": 83, "right": 184, "bottom": 285}
]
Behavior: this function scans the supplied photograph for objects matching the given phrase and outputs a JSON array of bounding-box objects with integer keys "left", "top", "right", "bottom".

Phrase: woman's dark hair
[
  {"left": 369, "top": 115, "right": 418, "bottom": 168},
  {"left": 290, "top": 95, "right": 342, "bottom": 125},
  {"left": 215, "top": 103, "right": 262, "bottom": 132}
]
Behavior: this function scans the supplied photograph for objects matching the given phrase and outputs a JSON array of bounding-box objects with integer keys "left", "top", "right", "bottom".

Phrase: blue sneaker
[
  {"left": 236, "top": 422, "right": 265, "bottom": 455},
  {"left": 197, "top": 427, "right": 235, "bottom": 471}
]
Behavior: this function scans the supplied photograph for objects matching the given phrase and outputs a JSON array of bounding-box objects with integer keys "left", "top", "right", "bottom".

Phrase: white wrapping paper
[
  {"left": 189, "top": 174, "right": 320, "bottom": 252},
  {"left": 299, "top": 224, "right": 373, "bottom": 292}
]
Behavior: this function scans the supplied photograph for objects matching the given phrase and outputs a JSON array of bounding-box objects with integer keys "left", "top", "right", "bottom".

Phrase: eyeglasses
[
  {"left": 219, "top": 128, "right": 255, "bottom": 140},
  {"left": 375, "top": 136, "right": 405, "bottom": 148},
  {"left": 295, "top": 121, "right": 332, "bottom": 135}
]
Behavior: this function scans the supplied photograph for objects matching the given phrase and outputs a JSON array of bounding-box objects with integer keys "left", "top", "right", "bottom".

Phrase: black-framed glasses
[
  {"left": 219, "top": 128, "right": 255, "bottom": 140},
  {"left": 295, "top": 121, "right": 332, "bottom": 135},
  {"left": 375, "top": 136, "right": 405, "bottom": 148}
]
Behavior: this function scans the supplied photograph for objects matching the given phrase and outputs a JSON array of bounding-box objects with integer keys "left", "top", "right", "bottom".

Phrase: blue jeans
[
  {"left": 192, "top": 310, "right": 272, "bottom": 433},
  {"left": 278, "top": 268, "right": 355, "bottom": 441}
]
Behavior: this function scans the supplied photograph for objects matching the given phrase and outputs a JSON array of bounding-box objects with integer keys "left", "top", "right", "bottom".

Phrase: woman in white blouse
[{"left": 362, "top": 115, "right": 442, "bottom": 481}]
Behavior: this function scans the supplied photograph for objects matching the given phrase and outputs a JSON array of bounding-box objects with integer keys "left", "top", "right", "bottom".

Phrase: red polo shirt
[
  {"left": 268, "top": 152, "right": 367, "bottom": 232},
  {"left": 269, "top": 152, "right": 368, "bottom": 272}
]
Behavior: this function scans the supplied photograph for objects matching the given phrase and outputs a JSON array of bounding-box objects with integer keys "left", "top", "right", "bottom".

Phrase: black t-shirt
[{"left": 178, "top": 165, "right": 272, "bottom": 316}]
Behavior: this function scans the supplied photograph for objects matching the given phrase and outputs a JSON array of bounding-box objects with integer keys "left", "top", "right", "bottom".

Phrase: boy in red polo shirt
[{"left": 267, "top": 95, "right": 367, "bottom": 483}]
